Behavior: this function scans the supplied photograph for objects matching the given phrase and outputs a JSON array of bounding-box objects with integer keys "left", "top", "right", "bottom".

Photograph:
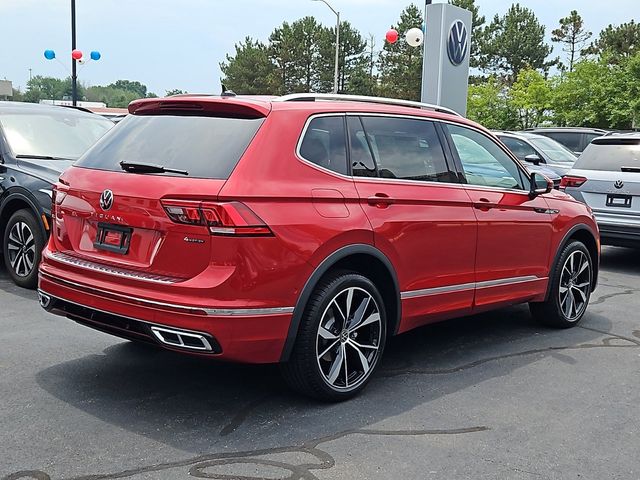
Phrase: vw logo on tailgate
[
  {"left": 447, "top": 20, "right": 468, "bottom": 66},
  {"left": 99, "top": 189, "right": 114, "bottom": 211},
  {"left": 614, "top": 180, "right": 624, "bottom": 189}
]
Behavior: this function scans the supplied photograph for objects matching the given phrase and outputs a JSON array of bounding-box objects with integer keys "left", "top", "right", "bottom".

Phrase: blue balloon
[
  {"left": 44, "top": 49, "right": 55, "bottom": 60},
  {"left": 90, "top": 51, "right": 101, "bottom": 61},
  {"left": 421, "top": 23, "right": 426, "bottom": 33}
]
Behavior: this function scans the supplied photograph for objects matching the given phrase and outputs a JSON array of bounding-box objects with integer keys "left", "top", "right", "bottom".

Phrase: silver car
[{"left": 562, "top": 133, "right": 640, "bottom": 247}]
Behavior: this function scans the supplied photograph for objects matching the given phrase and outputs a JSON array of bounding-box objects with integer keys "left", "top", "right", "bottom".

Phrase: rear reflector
[
  {"left": 161, "top": 200, "right": 272, "bottom": 236},
  {"left": 559, "top": 175, "right": 588, "bottom": 190}
]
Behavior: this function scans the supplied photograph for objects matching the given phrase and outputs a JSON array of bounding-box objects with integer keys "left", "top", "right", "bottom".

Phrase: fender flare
[
  {"left": 280, "top": 244, "right": 401, "bottom": 362},
  {"left": 544, "top": 223, "right": 599, "bottom": 300}
]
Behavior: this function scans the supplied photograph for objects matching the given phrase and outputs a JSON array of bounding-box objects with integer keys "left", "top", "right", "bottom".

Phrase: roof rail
[{"left": 274, "top": 93, "right": 462, "bottom": 117}]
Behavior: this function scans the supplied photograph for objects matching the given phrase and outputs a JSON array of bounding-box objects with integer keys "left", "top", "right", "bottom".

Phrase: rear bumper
[
  {"left": 38, "top": 270, "right": 293, "bottom": 364},
  {"left": 597, "top": 222, "right": 640, "bottom": 247}
]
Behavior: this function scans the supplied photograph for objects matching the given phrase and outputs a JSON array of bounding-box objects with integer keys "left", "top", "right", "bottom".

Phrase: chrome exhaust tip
[
  {"left": 150, "top": 326, "right": 213, "bottom": 352},
  {"left": 38, "top": 290, "right": 53, "bottom": 310}
]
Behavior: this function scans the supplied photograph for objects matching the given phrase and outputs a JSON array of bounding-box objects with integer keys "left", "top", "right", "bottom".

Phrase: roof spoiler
[{"left": 128, "top": 97, "right": 271, "bottom": 119}]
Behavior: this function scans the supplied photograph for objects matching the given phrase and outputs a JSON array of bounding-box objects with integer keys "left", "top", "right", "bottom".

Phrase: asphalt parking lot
[{"left": 1, "top": 246, "right": 639, "bottom": 480}]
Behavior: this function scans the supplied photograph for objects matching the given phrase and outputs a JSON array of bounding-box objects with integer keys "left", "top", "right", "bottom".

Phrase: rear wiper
[
  {"left": 119, "top": 161, "right": 188, "bottom": 176},
  {"left": 16, "top": 154, "right": 73, "bottom": 160},
  {"left": 621, "top": 166, "right": 640, "bottom": 173}
]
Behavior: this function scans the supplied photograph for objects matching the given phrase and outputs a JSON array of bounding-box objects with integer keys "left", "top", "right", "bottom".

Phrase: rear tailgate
[{"left": 50, "top": 98, "right": 269, "bottom": 281}]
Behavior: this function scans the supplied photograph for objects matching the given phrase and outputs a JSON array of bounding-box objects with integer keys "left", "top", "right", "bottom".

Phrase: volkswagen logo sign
[
  {"left": 447, "top": 20, "right": 468, "bottom": 66},
  {"left": 614, "top": 180, "right": 624, "bottom": 189},
  {"left": 99, "top": 189, "right": 114, "bottom": 211}
]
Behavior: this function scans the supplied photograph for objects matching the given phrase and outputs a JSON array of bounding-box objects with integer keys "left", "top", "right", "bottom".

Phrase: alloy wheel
[
  {"left": 559, "top": 250, "right": 591, "bottom": 321},
  {"left": 7, "top": 221, "right": 36, "bottom": 278},
  {"left": 316, "top": 286, "right": 383, "bottom": 391}
]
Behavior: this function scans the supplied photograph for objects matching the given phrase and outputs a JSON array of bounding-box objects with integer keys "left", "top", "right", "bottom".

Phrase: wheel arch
[
  {"left": 545, "top": 224, "right": 599, "bottom": 300},
  {"left": 0, "top": 190, "right": 47, "bottom": 242},
  {"left": 280, "top": 244, "right": 401, "bottom": 362}
]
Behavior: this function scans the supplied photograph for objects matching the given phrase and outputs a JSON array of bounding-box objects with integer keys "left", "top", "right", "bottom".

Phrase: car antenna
[{"left": 221, "top": 84, "right": 236, "bottom": 97}]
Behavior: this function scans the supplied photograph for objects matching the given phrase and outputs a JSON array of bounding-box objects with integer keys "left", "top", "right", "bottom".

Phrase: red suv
[{"left": 38, "top": 93, "right": 599, "bottom": 401}]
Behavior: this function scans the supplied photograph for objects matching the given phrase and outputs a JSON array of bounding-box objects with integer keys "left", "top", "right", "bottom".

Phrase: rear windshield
[
  {"left": 574, "top": 139, "right": 640, "bottom": 171},
  {"left": 75, "top": 114, "right": 264, "bottom": 179}
]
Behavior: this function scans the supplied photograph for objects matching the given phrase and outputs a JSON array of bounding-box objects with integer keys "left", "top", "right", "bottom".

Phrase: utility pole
[
  {"left": 312, "top": 0, "right": 341, "bottom": 94},
  {"left": 71, "top": 0, "right": 77, "bottom": 106},
  {"left": 28, "top": 68, "right": 32, "bottom": 81}
]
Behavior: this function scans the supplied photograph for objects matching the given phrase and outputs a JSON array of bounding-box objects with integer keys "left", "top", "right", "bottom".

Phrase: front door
[
  {"left": 349, "top": 115, "right": 477, "bottom": 332},
  {"left": 443, "top": 124, "right": 554, "bottom": 309}
]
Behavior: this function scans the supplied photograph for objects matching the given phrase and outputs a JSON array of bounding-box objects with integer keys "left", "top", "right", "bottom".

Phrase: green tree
[
  {"left": 317, "top": 20, "right": 368, "bottom": 93},
  {"left": 448, "top": 0, "right": 486, "bottom": 68},
  {"left": 23, "top": 76, "right": 84, "bottom": 103},
  {"left": 165, "top": 89, "right": 187, "bottom": 96},
  {"left": 509, "top": 68, "right": 552, "bottom": 128},
  {"left": 108, "top": 80, "right": 147, "bottom": 97},
  {"left": 481, "top": 4, "right": 555, "bottom": 83},
  {"left": 585, "top": 21, "right": 640, "bottom": 61},
  {"left": 378, "top": 4, "right": 424, "bottom": 101},
  {"left": 551, "top": 10, "right": 591, "bottom": 72},
  {"left": 85, "top": 85, "right": 139, "bottom": 107},
  {"left": 221, "top": 37, "right": 278, "bottom": 94},
  {"left": 466, "top": 77, "right": 517, "bottom": 129}
]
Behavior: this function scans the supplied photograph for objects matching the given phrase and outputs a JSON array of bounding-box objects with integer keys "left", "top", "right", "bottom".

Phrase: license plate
[
  {"left": 94, "top": 223, "right": 132, "bottom": 254},
  {"left": 606, "top": 194, "right": 632, "bottom": 208}
]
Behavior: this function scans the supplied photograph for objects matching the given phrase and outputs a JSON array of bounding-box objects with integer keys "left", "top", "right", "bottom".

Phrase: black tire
[
  {"left": 281, "top": 271, "right": 387, "bottom": 402},
  {"left": 530, "top": 241, "right": 593, "bottom": 328},
  {"left": 3, "top": 209, "right": 45, "bottom": 289}
]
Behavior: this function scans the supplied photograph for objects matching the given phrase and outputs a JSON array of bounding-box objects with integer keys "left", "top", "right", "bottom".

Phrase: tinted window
[
  {"left": 545, "top": 132, "right": 582, "bottom": 152},
  {"left": 0, "top": 110, "right": 113, "bottom": 160},
  {"left": 348, "top": 117, "right": 377, "bottom": 177},
  {"left": 76, "top": 114, "right": 264, "bottom": 179},
  {"left": 527, "top": 137, "right": 577, "bottom": 163},
  {"left": 574, "top": 139, "right": 640, "bottom": 171},
  {"left": 299, "top": 116, "right": 348, "bottom": 175},
  {"left": 498, "top": 136, "right": 538, "bottom": 161},
  {"left": 447, "top": 124, "right": 524, "bottom": 190},
  {"left": 359, "top": 116, "right": 454, "bottom": 182}
]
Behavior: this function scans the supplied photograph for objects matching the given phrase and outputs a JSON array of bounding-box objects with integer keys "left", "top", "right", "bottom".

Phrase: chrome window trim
[
  {"left": 39, "top": 270, "right": 295, "bottom": 317},
  {"left": 293, "top": 112, "right": 536, "bottom": 196},
  {"left": 400, "top": 275, "right": 545, "bottom": 300}
]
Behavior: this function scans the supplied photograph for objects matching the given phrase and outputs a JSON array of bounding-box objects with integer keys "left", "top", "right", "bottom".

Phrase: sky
[{"left": 0, "top": 0, "right": 637, "bottom": 96}]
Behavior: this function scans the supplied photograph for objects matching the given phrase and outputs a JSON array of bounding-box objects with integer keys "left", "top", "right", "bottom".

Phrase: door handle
[
  {"left": 367, "top": 193, "right": 395, "bottom": 208},
  {"left": 474, "top": 197, "right": 492, "bottom": 211}
]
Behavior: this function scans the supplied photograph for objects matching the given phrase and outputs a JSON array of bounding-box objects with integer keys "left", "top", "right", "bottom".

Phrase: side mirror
[
  {"left": 524, "top": 154, "right": 542, "bottom": 165},
  {"left": 530, "top": 171, "right": 553, "bottom": 198}
]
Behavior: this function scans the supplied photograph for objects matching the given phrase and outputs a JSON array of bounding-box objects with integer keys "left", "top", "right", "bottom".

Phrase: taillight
[
  {"left": 559, "top": 175, "right": 588, "bottom": 190},
  {"left": 161, "top": 200, "right": 272, "bottom": 236},
  {"left": 51, "top": 184, "right": 68, "bottom": 215}
]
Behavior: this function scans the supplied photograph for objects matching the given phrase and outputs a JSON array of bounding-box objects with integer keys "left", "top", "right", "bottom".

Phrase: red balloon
[
  {"left": 71, "top": 49, "right": 83, "bottom": 60},
  {"left": 386, "top": 29, "right": 399, "bottom": 44}
]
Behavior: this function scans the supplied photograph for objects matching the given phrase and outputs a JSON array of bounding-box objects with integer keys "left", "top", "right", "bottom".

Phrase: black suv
[
  {"left": 525, "top": 127, "right": 609, "bottom": 155},
  {"left": 0, "top": 102, "right": 113, "bottom": 288}
]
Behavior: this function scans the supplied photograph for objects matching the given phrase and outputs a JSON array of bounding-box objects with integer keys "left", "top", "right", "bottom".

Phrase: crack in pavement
[{"left": 2, "top": 427, "right": 489, "bottom": 480}]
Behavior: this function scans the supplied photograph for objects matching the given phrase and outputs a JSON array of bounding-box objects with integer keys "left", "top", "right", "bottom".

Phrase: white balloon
[
  {"left": 78, "top": 58, "right": 87, "bottom": 65},
  {"left": 405, "top": 27, "right": 424, "bottom": 47}
]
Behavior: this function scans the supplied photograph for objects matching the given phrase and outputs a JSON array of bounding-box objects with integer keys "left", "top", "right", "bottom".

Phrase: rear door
[
  {"left": 443, "top": 123, "right": 553, "bottom": 309},
  {"left": 349, "top": 115, "right": 477, "bottom": 332}
]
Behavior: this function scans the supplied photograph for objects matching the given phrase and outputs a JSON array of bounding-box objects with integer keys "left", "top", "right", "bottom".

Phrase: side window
[
  {"left": 447, "top": 124, "right": 524, "bottom": 190},
  {"left": 359, "top": 116, "right": 455, "bottom": 183},
  {"left": 347, "top": 117, "right": 377, "bottom": 177},
  {"left": 499, "top": 137, "right": 538, "bottom": 161},
  {"left": 546, "top": 132, "right": 581, "bottom": 152},
  {"left": 299, "top": 116, "right": 348, "bottom": 175}
]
